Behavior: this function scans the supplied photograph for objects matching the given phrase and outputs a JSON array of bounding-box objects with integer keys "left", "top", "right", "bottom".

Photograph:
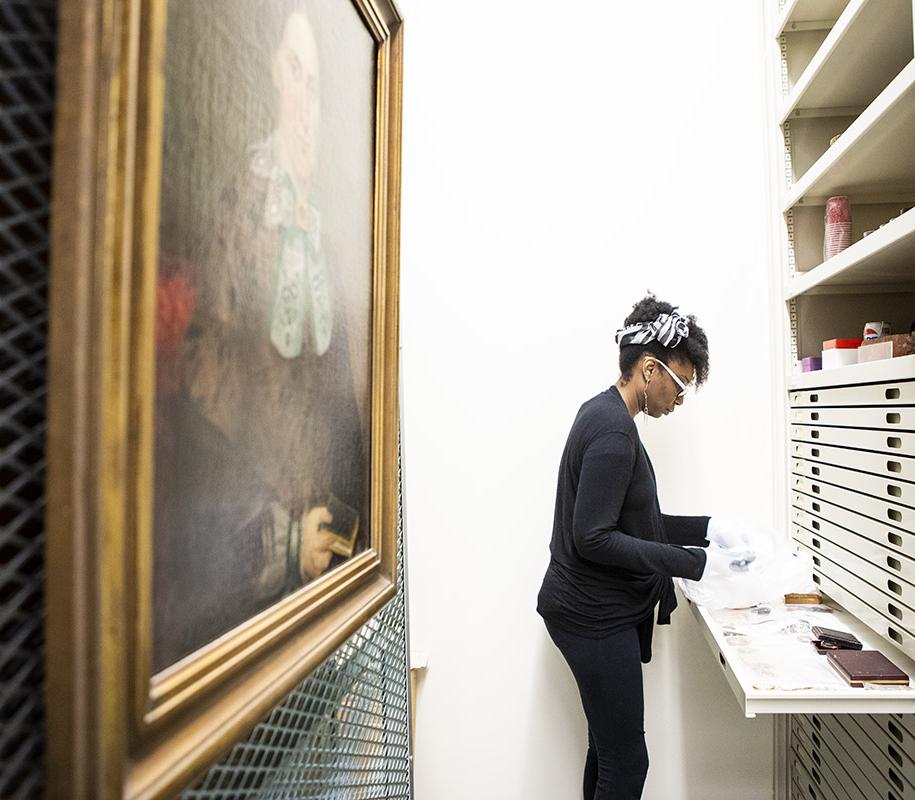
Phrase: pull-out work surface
[{"left": 687, "top": 597, "right": 915, "bottom": 718}]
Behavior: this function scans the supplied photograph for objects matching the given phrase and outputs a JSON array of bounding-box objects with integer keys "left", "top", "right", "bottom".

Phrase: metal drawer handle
[
  {"left": 812, "top": 484, "right": 820, "bottom": 495},
  {"left": 889, "top": 603, "right": 903, "bottom": 620},
  {"left": 889, "top": 509, "right": 902, "bottom": 523},
  {"left": 812, "top": 502, "right": 820, "bottom": 512},
  {"left": 888, "top": 437, "right": 902, "bottom": 448},
  {"left": 889, "top": 627, "right": 903, "bottom": 645},
  {"left": 888, "top": 484, "right": 902, "bottom": 498},
  {"left": 811, "top": 520, "right": 820, "bottom": 531},
  {"left": 888, "top": 556, "right": 902, "bottom": 572},
  {"left": 888, "top": 579, "right": 903, "bottom": 596},
  {"left": 811, "top": 412, "right": 819, "bottom": 421},
  {"left": 888, "top": 743, "right": 903, "bottom": 767},
  {"left": 888, "top": 460, "right": 902, "bottom": 473},
  {"left": 887, "top": 412, "right": 901, "bottom": 424},
  {"left": 886, "top": 387, "right": 900, "bottom": 400},
  {"left": 811, "top": 430, "right": 820, "bottom": 439},
  {"left": 812, "top": 538, "right": 821, "bottom": 548},
  {"left": 811, "top": 466, "right": 820, "bottom": 476},
  {"left": 812, "top": 556, "right": 821, "bottom": 566},
  {"left": 811, "top": 448, "right": 820, "bottom": 457},
  {"left": 888, "top": 532, "right": 903, "bottom": 547},
  {"left": 810, "top": 394, "right": 818, "bottom": 402},
  {"left": 813, "top": 574, "right": 821, "bottom": 585},
  {"left": 888, "top": 720, "right": 903, "bottom": 742}
]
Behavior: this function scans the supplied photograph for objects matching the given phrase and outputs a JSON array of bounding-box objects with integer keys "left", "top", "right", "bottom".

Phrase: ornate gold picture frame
[{"left": 45, "top": 0, "right": 402, "bottom": 796}]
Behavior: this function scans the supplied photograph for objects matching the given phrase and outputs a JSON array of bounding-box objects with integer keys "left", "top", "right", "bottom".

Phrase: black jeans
[{"left": 545, "top": 620, "right": 649, "bottom": 800}]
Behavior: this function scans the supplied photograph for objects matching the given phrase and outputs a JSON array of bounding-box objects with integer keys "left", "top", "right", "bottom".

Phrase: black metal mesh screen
[
  {"left": 182, "top": 465, "right": 412, "bottom": 800},
  {"left": 0, "top": 1, "right": 56, "bottom": 798}
]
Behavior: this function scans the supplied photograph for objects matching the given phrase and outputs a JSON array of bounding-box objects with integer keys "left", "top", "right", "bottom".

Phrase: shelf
[
  {"left": 785, "top": 207, "right": 915, "bottom": 297},
  {"left": 779, "top": 0, "right": 912, "bottom": 126},
  {"left": 776, "top": 0, "right": 849, "bottom": 36},
  {"left": 788, "top": 353, "right": 915, "bottom": 389},
  {"left": 687, "top": 598, "right": 915, "bottom": 718},
  {"left": 784, "top": 59, "right": 915, "bottom": 211}
]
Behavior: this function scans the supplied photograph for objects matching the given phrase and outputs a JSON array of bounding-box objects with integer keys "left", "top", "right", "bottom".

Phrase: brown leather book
[{"left": 826, "top": 649, "right": 910, "bottom": 687}]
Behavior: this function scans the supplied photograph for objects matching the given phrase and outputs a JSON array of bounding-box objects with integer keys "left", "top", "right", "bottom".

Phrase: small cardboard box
[{"left": 858, "top": 334, "right": 915, "bottom": 363}]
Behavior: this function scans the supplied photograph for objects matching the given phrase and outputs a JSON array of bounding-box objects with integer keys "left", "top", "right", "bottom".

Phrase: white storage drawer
[
  {"left": 794, "top": 715, "right": 888, "bottom": 800},
  {"left": 792, "top": 495, "right": 912, "bottom": 558},
  {"left": 791, "top": 440, "right": 915, "bottom": 482},
  {"left": 791, "top": 424, "right": 914, "bottom": 456},
  {"left": 851, "top": 714, "right": 915, "bottom": 793},
  {"left": 793, "top": 476, "right": 915, "bottom": 532},
  {"left": 793, "top": 526, "right": 915, "bottom": 624},
  {"left": 812, "top": 714, "right": 915, "bottom": 800},
  {"left": 878, "top": 713, "right": 915, "bottom": 743},
  {"left": 790, "top": 382, "right": 915, "bottom": 408},
  {"left": 800, "top": 548, "right": 915, "bottom": 659},
  {"left": 793, "top": 458, "right": 915, "bottom": 508},
  {"left": 791, "top": 726, "right": 852, "bottom": 800},
  {"left": 792, "top": 507, "right": 915, "bottom": 582},
  {"left": 791, "top": 406, "right": 915, "bottom": 431},
  {"left": 789, "top": 752, "right": 832, "bottom": 800}
]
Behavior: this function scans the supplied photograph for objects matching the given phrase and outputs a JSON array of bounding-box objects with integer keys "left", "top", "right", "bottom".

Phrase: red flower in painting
[{"left": 156, "top": 256, "right": 196, "bottom": 395}]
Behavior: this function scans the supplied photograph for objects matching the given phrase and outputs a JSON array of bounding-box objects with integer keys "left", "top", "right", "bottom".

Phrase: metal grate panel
[
  {"left": 0, "top": 1, "right": 56, "bottom": 798},
  {"left": 182, "top": 448, "right": 412, "bottom": 800}
]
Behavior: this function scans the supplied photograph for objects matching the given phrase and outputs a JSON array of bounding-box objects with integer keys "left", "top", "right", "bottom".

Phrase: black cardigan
[{"left": 536, "top": 386, "right": 709, "bottom": 663}]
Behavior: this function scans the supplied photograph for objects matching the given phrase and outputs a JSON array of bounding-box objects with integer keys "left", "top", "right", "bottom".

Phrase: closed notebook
[{"left": 826, "top": 650, "right": 910, "bottom": 687}]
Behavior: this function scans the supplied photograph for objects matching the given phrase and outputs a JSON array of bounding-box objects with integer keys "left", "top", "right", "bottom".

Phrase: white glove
[
  {"left": 706, "top": 517, "right": 754, "bottom": 550},
  {"left": 687, "top": 544, "right": 753, "bottom": 581}
]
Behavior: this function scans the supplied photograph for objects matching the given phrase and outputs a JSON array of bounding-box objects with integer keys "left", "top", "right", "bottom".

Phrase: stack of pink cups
[{"left": 824, "top": 195, "right": 851, "bottom": 260}]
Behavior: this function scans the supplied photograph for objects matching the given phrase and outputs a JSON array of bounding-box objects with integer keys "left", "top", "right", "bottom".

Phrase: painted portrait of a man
[{"left": 152, "top": 0, "right": 377, "bottom": 671}]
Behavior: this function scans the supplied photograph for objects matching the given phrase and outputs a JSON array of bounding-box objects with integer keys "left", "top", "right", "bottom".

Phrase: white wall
[{"left": 400, "top": 2, "right": 777, "bottom": 798}]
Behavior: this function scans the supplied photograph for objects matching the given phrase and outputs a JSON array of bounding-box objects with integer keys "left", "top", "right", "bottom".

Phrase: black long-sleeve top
[{"left": 537, "top": 386, "right": 709, "bottom": 663}]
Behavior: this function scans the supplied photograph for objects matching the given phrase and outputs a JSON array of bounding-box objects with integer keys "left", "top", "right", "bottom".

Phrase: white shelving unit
[
  {"left": 772, "top": 1, "right": 915, "bottom": 798},
  {"left": 687, "top": 5, "right": 915, "bottom": 800},
  {"left": 779, "top": 0, "right": 913, "bottom": 128}
]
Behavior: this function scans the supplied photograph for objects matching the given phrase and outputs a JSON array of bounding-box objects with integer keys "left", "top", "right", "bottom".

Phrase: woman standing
[{"left": 536, "top": 294, "right": 746, "bottom": 799}]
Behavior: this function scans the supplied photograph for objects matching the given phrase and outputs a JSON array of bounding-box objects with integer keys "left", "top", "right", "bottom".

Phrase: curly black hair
[{"left": 618, "top": 293, "right": 709, "bottom": 387}]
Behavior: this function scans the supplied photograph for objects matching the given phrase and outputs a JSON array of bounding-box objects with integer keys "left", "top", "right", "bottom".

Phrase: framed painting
[{"left": 45, "top": 0, "right": 402, "bottom": 796}]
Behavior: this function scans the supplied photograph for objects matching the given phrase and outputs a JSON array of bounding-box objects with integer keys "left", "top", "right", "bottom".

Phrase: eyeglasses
[{"left": 652, "top": 358, "right": 691, "bottom": 399}]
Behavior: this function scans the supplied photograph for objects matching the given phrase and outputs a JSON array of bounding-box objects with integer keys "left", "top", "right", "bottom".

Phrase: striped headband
[{"left": 615, "top": 309, "right": 690, "bottom": 349}]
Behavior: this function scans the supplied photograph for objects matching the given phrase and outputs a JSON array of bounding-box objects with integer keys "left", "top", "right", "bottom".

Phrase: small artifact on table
[
  {"left": 810, "top": 625, "right": 862, "bottom": 654},
  {"left": 826, "top": 649, "right": 910, "bottom": 687},
  {"left": 785, "top": 592, "right": 822, "bottom": 604}
]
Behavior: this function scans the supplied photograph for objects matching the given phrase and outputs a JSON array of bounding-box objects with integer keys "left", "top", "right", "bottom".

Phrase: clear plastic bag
[{"left": 676, "top": 534, "right": 817, "bottom": 610}]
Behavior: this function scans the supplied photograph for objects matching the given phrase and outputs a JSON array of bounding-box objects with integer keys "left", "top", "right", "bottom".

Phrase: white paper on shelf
[{"left": 706, "top": 604, "right": 910, "bottom": 693}]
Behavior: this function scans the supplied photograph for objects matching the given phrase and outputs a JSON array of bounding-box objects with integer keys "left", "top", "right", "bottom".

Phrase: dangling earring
[{"left": 642, "top": 377, "right": 651, "bottom": 415}]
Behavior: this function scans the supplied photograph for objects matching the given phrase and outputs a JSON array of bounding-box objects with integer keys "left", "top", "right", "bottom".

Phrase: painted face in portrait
[{"left": 272, "top": 10, "right": 321, "bottom": 193}]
